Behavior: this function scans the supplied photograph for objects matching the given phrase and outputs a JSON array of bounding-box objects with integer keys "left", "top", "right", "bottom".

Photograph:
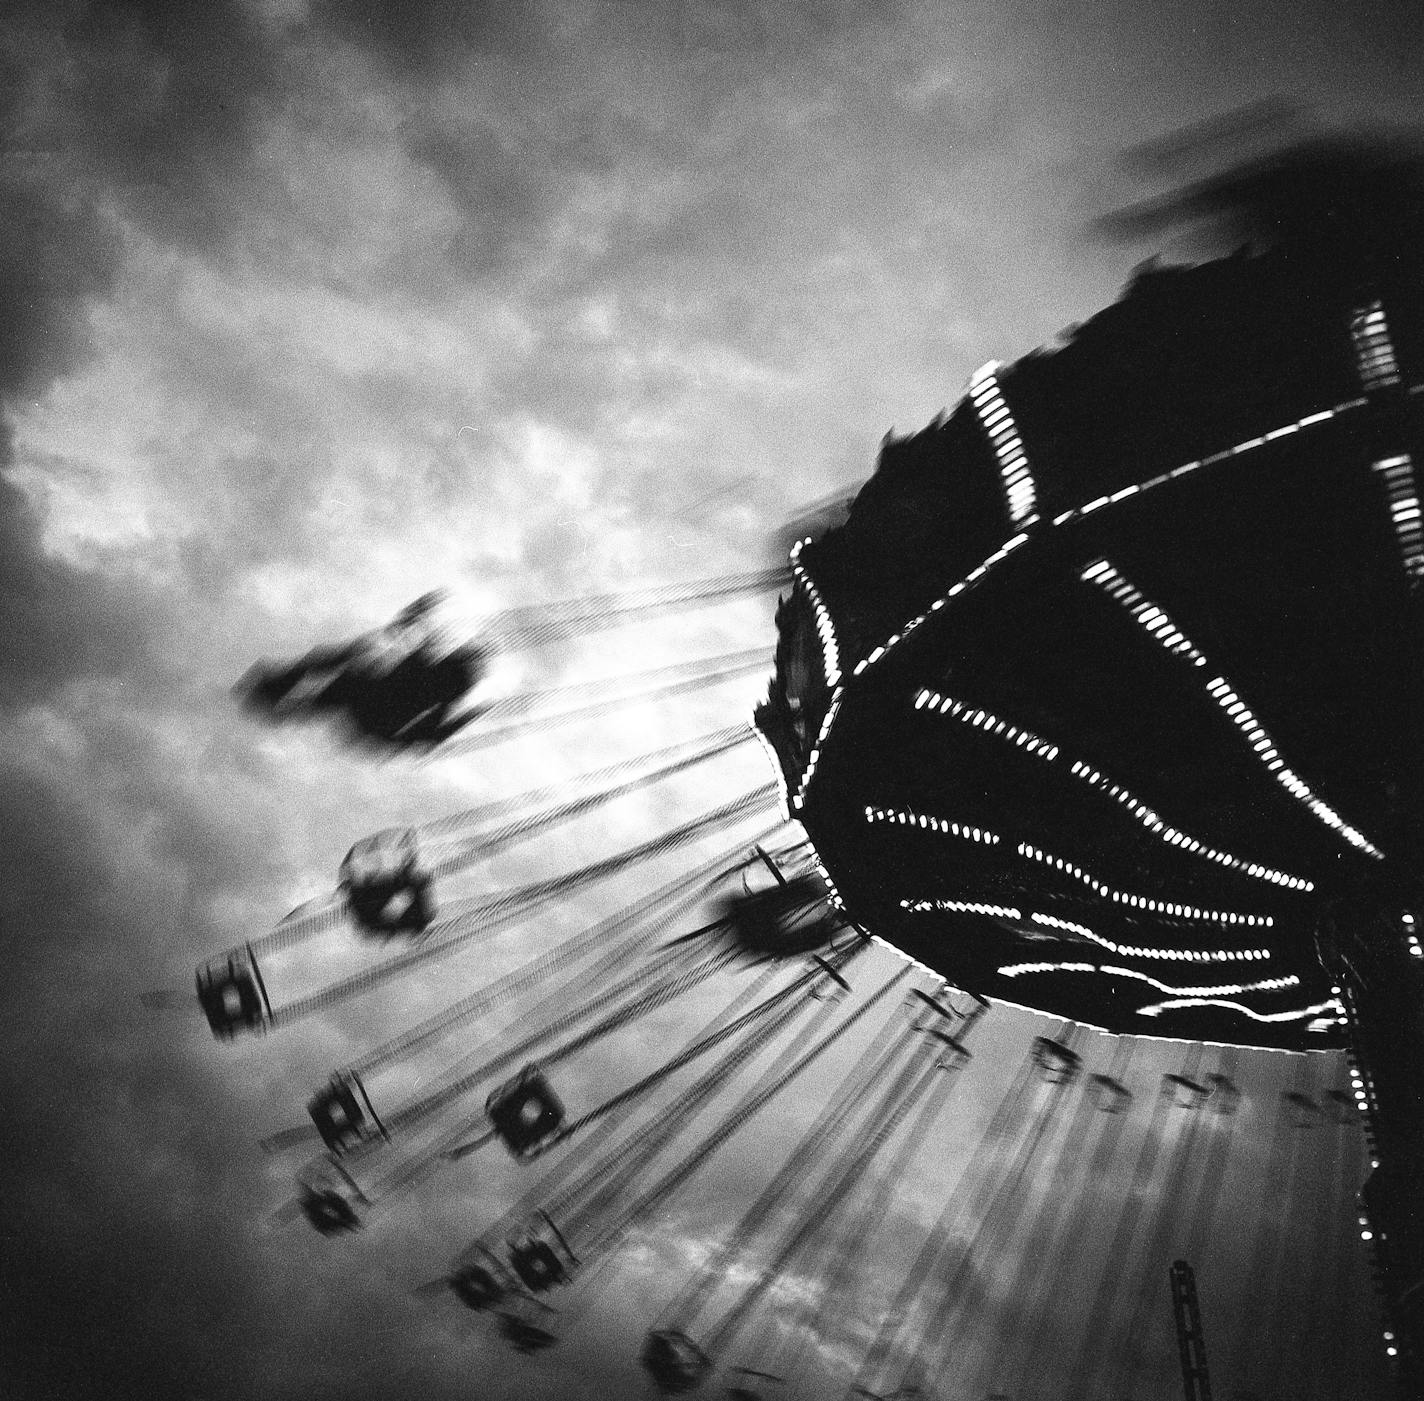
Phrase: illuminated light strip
[
  {"left": 1028, "top": 911, "right": 1271, "bottom": 964},
  {"left": 790, "top": 538, "right": 841, "bottom": 687},
  {"left": 1051, "top": 398, "right": 1369, "bottom": 527},
  {"left": 1371, "top": 455, "right": 1424, "bottom": 582},
  {"left": 850, "top": 531, "right": 1033, "bottom": 679},
  {"left": 900, "top": 898, "right": 1023, "bottom": 920},
  {"left": 997, "top": 960, "right": 1300, "bottom": 997},
  {"left": 914, "top": 688, "right": 1311, "bottom": 891},
  {"left": 969, "top": 361, "right": 1039, "bottom": 525},
  {"left": 787, "top": 541, "right": 845, "bottom": 808},
  {"left": 867, "top": 928, "right": 1328, "bottom": 1054},
  {"left": 1081, "top": 559, "right": 1385, "bottom": 860},
  {"left": 748, "top": 716, "right": 793, "bottom": 823},
  {"left": 793, "top": 692, "right": 843, "bottom": 812},
  {"left": 1350, "top": 301, "right": 1402, "bottom": 391},
  {"left": 915, "top": 691, "right": 1058, "bottom": 761},
  {"left": 1137, "top": 997, "right": 1341, "bottom": 1026},
  {"left": 863, "top": 806, "right": 1000, "bottom": 844},
  {"left": 807, "top": 848, "right": 849, "bottom": 913},
  {"left": 1015, "top": 840, "right": 1273, "bottom": 926}
]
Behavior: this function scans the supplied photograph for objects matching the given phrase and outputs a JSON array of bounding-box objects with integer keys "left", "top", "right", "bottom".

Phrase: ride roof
[{"left": 756, "top": 181, "right": 1424, "bottom": 1051}]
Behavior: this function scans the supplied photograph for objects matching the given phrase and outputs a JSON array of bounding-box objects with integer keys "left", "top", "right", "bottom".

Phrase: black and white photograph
[{"left": 2, "top": 2, "right": 1422, "bottom": 1398}]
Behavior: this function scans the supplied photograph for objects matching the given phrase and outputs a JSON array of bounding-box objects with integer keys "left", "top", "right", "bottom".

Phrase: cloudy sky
[{"left": 2, "top": 1, "right": 1421, "bottom": 1398}]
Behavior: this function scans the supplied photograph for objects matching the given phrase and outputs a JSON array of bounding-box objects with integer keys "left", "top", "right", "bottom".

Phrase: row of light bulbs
[
  {"left": 1081, "top": 558, "right": 1385, "bottom": 860},
  {"left": 787, "top": 542, "right": 845, "bottom": 809},
  {"left": 1049, "top": 399, "right": 1365, "bottom": 530},
  {"left": 1350, "top": 301, "right": 1403, "bottom": 392},
  {"left": 1371, "top": 454, "right": 1424, "bottom": 582},
  {"left": 848, "top": 530, "right": 1033, "bottom": 679},
  {"left": 1015, "top": 840, "right": 1273, "bottom": 926},
  {"left": 913, "top": 686, "right": 1312, "bottom": 891},
  {"left": 900, "top": 898, "right": 1022, "bottom": 919},
  {"left": 969, "top": 360, "right": 1039, "bottom": 526},
  {"left": 896, "top": 899, "right": 1272, "bottom": 964},
  {"left": 1028, "top": 910, "right": 1272, "bottom": 964},
  {"left": 996, "top": 959, "right": 1300, "bottom": 999},
  {"left": 1135, "top": 994, "right": 1339, "bottom": 1025},
  {"left": 863, "top": 806, "right": 1000, "bottom": 844}
]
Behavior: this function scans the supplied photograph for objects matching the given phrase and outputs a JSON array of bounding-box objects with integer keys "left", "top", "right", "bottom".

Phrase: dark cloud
[
  {"left": 59, "top": 0, "right": 279, "bottom": 251},
  {"left": 0, "top": 84, "right": 143, "bottom": 706},
  {"left": 313, "top": 0, "right": 547, "bottom": 79}
]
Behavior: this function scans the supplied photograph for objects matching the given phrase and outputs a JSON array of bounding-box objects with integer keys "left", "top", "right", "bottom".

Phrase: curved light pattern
[
  {"left": 790, "top": 538, "right": 842, "bottom": 687},
  {"left": 787, "top": 542, "right": 845, "bottom": 809},
  {"left": 863, "top": 805, "right": 1001, "bottom": 845},
  {"left": 1015, "top": 840, "right": 1273, "bottom": 926},
  {"left": 1371, "top": 455, "right": 1424, "bottom": 582},
  {"left": 1350, "top": 300, "right": 1402, "bottom": 391},
  {"left": 1081, "top": 558, "right": 1386, "bottom": 861},
  {"left": 849, "top": 530, "right": 1033, "bottom": 679},
  {"left": 969, "top": 360, "right": 1038, "bottom": 525},
  {"left": 900, "top": 898, "right": 1023, "bottom": 920},
  {"left": 913, "top": 688, "right": 1312, "bottom": 891},
  {"left": 1028, "top": 911, "right": 1272, "bottom": 964},
  {"left": 1080, "top": 559, "right": 1203, "bottom": 664},
  {"left": 997, "top": 960, "right": 1300, "bottom": 997},
  {"left": 793, "top": 692, "right": 843, "bottom": 812},
  {"left": 1067, "top": 758, "right": 1313, "bottom": 890},
  {"left": 807, "top": 848, "right": 850, "bottom": 914},
  {"left": 1137, "top": 996, "right": 1342, "bottom": 1026},
  {"left": 1048, "top": 397, "right": 1369, "bottom": 529},
  {"left": 748, "top": 717, "right": 793, "bottom": 822},
  {"left": 914, "top": 690, "right": 1058, "bottom": 760}
]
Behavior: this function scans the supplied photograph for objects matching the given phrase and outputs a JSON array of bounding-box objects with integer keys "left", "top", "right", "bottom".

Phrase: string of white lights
[
  {"left": 1371, "top": 455, "right": 1424, "bottom": 582},
  {"left": 900, "top": 898, "right": 1023, "bottom": 920},
  {"left": 1081, "top": 558, "right": 1386, "bottom": 860},
  {"left": 1346, "top": 303, "right": 1424, "bottom": 584},
  {"left": 897, "top": 901, "right": 1271, "bottom": 962},
  {"left": 850, "top": 531, "right": 1033, "bottom": 679},
  {"left": 913, "top": 688, "right": 1313, "bottom": 891},
  {"left": 844, "top": 392, "right": 1385, "bottom": 690},
  {"left": 1048, "top": 396, "right": 1369, "bottom": 529},
  {"left": 748, "top": 718, "right": 793, "bottom": 823},
  {"left": 1350, "top": 301, "right": 1402, "bottom": 392},
  {"left": 1015, "top": 839, "right": 1273, "bottom": 926},
  {"left": 1027, "top": 911, "right": 1271, "bottom": 964},
  {"left": 787, "top": 542, "right": 845, "bottom": 808},
  {"left": 1136, "top": 996, "right": 1340, "bottom": 1025},
  {"left": 862, "top": 806, "right": 1001, "bottom": 845},
  {"left": 789, "top": 539, "right": 841, "bottom": 687},
  {"left": 793, "top": 692, "right": 842, "bottom": 812},
  {"left": 969, "top": 361, "right": 1038, "bottom": 526},
  {"left": 996, "top": 961, "right": 1300, "bottom": 998}
]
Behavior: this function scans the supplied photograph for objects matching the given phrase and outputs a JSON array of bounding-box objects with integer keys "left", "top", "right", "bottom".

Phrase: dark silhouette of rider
[{"left": 237, "top": 593, "right": 487, "bottom": 750}]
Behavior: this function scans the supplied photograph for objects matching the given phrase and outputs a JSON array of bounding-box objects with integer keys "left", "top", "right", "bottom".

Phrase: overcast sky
[{"left": 2, "top": 2, "right": 1420, "bottom": 1399}]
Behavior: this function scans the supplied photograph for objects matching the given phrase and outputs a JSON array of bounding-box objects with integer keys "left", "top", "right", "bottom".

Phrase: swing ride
[{"left": 190, "top": 131, "right": 1423, "bottom": 1400}]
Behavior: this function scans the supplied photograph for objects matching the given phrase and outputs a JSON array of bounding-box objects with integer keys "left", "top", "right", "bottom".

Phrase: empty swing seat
[
  {"left": 448, "top": 1263, "right": 505, "bottom": 1311},
  {"left": 1163, "top": 1074, "right": 1210, "bottom": 1108},
  {"left": 487, "top": 1066, "right": 565, "bottom": 1158},
  {"left": 1088, "top": 1074, "right": 1132, "bottom": 1112},
  {"left": 1031, "top": 1037, "right": 1081, "bottom": 1083},
  {"left": 339, "top": 828, "right": 434, "bottom": 935},
  {"left": 307, "top": 1075, "right": 368, "bottom": 1154},
  {"left": 298, "top": 1186, "right": 360, "bottom": 1235},
  {"left": 509, "top": 1238, "right": 570, "bottom": 1292},
  {"left": 196, "top": 954, "right": 267, "bottom": 1039},
  {"left": 641, "top": 1330, "right": 712, "bottom": 1394},
  {"left": 498, "top": 1312, "right": 557, "bottom": 1353},
  {"left": 1207, "top": 1074, "right": 1242, "bottom": 1115}
]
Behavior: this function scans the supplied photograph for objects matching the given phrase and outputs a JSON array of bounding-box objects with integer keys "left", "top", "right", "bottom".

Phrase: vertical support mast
[{"left": 1170, "top": 1259, "right": 1213, "bottom": 1401}]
